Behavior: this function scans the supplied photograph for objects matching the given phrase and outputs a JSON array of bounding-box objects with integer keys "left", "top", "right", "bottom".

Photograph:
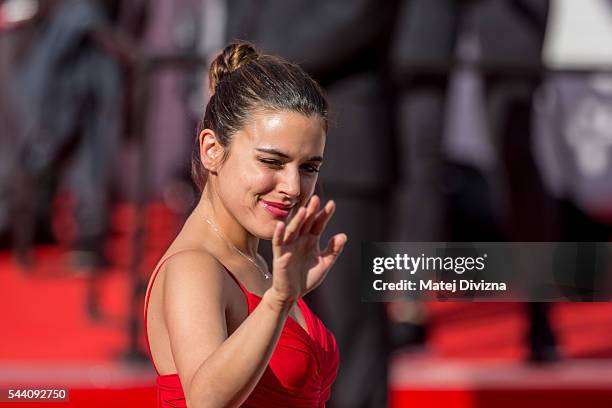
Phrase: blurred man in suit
[{"left": 390, "top": 0, "right": 557, "bottom": 362}]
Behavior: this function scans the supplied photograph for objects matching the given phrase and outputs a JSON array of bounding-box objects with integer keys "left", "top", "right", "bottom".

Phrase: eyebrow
[{"left": 255, "top": 147, "right": 323, "bottom": 162}]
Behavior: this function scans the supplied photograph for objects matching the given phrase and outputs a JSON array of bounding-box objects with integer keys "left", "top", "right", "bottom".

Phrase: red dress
[{"left": 144, "top": 257, "right": 340, "bottom": 408}]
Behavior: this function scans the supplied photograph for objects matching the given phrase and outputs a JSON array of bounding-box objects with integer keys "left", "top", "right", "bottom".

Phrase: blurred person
[
  {"left": 391, "top": 0, "right": 551, "bottom": 256},
  {"left": 534, "top": 0, "right": 612, "bottom": 297},
  {"left": 129, "top": 0, "right": 202, "bottom": 212},
  {"left": 390, "top": 0, "right": 558, "bottom": 362},
  {"left": 0, "top": 4, "right": 20, "bottom": 246},
  {"left": 144, "top": 42, "right": 347, "bottom": 407},
  {"left": 226, "top": 1, "right": 400, "bottom": 406},
  {"left": 8, "top": 0, "right": 147, "bottom": 267},
  {"left": 150, "top": 0, "right": 227, "bottom": 217},
  {"left": 0, "top": 0, "right": 56, "bottom": 248}
]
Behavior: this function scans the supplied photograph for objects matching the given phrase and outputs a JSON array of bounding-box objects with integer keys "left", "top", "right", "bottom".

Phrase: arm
[
  {"left": 163, "top": 252, "right": 292, "bottom": 408},
  {"left": 165, "top": 196, "right": 346, "bottom": 408}
]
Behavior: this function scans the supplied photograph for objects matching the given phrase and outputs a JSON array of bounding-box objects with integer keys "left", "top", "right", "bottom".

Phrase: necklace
[{"left": 204, "top": 217, "right": 271, "bottom": 280}]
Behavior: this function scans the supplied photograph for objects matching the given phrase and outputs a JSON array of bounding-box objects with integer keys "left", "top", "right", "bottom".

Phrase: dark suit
[
  {"left": 390, "top": 0, "right": 557, "bottom": 360},
  {"left": 389, "top": 0, "right": 550, "bottom": 241},
  {"left": 227, "top": 1, "right": 400, "bottom": 406}
]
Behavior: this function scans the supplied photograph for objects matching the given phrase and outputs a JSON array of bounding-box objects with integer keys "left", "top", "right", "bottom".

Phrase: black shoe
[{"left": 527, "top": 346, "right": 561, "bottom": 364}]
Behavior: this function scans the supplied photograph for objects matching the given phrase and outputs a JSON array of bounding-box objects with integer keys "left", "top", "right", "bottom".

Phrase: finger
[
  {"left": 272, "top": 221, "right": 285, "bottom": 258},
  {"left": 305, "top": 233, "right": 347, "bottom": 293},
  {"left": 310, "top": 200, "right": 336, "bottom": 236},
  {"left": 300, "top": 195, "right": 320, "bottom": 235},
  {"left": 320, "top": 233, "right": 347, "bottom": 268},
  {"left": 284, "top": 206, "right": 306, "bottom": 243}
]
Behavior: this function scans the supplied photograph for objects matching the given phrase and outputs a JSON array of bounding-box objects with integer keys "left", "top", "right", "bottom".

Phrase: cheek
[
  {"left": 301, "top": 176, "right": 318, "bottom": 201},
  {"left": 232, "top": 165, "right": 277, "bottom": 203}
]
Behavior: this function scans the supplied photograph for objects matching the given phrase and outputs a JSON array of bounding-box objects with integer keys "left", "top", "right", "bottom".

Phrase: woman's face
[{"left": 214, "top": 110, "right": 326, "bottom": 239}]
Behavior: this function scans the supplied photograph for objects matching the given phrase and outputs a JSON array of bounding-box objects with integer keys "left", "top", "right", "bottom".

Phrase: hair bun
[{"left": 209, "top": 41, "right": 259, "bottom": 92}]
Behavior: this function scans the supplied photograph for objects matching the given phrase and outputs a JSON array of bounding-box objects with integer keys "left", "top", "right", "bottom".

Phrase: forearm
[{"left": 187, "top": 291, "right": 293, "bottom": 408}]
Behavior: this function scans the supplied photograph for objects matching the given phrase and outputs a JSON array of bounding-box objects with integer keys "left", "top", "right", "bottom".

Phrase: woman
[{"left": 144, "top": 42, "right": 347, "bottom": 408}]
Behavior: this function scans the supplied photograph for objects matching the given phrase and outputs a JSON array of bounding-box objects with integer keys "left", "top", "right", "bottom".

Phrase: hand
[{"left": 267, "top": 196, "right": 347, "bottom": 306}]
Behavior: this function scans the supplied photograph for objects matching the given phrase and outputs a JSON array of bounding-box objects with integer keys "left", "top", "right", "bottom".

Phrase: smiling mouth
[{"left": 261, "top": 200, "right": 294, "bottom": 218}]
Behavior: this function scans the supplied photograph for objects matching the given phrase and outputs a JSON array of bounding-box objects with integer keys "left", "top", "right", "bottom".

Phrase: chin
[
  {"left": 254, "top": 229, "right": 275, "bottom": 241},
  {"left": 249, "top": 221, "right": 277, "bottom": 240},
  {"left": 259, "top": 233, "right": 276, "bottom": 241}
]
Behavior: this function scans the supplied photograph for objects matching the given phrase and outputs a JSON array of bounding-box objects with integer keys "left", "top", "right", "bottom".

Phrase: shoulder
[
  {"left": 162, "top": 249, "right": 225, "bottom": 276},
  {"left": 160, "top": 249, "right": 229, "bottom": 304}
]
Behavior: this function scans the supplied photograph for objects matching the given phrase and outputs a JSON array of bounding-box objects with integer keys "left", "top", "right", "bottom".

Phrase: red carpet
[{"left": 1, "top": 202, "right": 611, "bottom": 407}]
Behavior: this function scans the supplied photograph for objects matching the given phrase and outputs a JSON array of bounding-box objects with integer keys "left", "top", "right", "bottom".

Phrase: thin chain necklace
[{"left": 204, "top": 217, "right": 271, "bottom": 280}]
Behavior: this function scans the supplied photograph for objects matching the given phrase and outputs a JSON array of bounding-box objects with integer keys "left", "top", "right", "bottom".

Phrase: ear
[{"left": 199, "top": 129, "right": 225, "bottom": 173}]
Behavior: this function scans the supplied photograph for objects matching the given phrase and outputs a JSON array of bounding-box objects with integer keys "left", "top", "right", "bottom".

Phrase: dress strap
[{"left": 221, "top": 265, "right": 250, "bottom": 296}]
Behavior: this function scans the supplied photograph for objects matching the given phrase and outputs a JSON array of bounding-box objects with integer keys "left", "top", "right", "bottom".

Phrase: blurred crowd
[{"left": 1, "top": 1, "right": 612, "bottom": 408}]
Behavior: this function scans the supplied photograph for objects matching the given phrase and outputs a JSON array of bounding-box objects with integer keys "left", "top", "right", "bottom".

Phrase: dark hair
[{"left": 191, "top": 41, "right": 329, "bottom": 191}]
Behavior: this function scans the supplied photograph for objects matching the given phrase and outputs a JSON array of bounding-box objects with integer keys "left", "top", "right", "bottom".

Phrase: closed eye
[
  {"left": 259, "top": 158, "right": 283, "bottom": 168},
  {"left": 301, "top": 164, "right": 320, "bottom": 173},
  {"left": 258, "top": 157, "right": 320, "bottom": 174}
]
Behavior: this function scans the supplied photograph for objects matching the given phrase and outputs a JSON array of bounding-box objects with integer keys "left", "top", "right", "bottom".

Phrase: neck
[{"left": 195, "top": 186, "right": 259, "bottom": 258}]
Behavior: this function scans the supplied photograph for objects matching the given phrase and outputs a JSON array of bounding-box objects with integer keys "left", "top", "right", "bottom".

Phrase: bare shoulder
[
  {"left": 161, "top": 249, "right": 227, "bottom": 296},
  {"left": 159, "top": 249, "right": 231, "bottom": 341}
]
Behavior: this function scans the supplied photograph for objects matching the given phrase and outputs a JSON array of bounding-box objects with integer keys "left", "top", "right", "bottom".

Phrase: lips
[{"left": 261, "top": 200, "right": 294, "bottom": 218}]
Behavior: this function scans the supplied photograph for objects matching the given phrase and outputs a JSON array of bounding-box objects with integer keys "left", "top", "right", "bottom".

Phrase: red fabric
[{"left": 144, "top": 258, "right": 339, "bottom": 408}]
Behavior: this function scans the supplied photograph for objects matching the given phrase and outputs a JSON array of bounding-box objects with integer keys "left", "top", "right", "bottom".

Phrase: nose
[{"left": 278, "top": 166, "right": 301, "bottom": 198}]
